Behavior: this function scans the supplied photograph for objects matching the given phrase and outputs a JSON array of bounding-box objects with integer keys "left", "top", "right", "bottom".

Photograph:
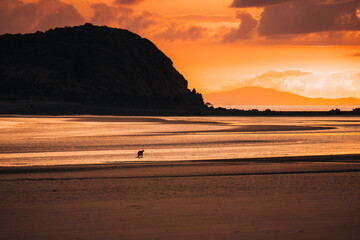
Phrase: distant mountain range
[
  {"left": 0, "top": 24, "right": 205, "bottom": 114},
  {"left": 204, "top": 86, "right": 360, "bottom": 106}
]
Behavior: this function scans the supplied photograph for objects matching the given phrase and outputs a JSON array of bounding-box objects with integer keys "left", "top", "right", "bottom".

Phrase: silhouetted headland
[{"left": 0, "top": 23, "right": 204, "bottom": 115}]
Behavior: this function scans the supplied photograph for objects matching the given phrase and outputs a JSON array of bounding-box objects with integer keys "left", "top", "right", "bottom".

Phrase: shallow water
[
  {"left": 218, "top": 105, "right": 360, "bottom": 111},
  {"left": 0, "top": 115, "right": 359, "bottom": 166}
]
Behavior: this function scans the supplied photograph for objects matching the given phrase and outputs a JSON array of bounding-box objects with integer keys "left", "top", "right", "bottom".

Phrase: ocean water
[
  {"left": 0, "top": 115, "right": 360, "bottom": 166},
  {"left": 219, "top": 105, "right": 360, "bottom": 111}
]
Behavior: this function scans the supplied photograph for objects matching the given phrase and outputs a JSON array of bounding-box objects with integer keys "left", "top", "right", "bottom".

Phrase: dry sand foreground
[{"left": 1, "top": 157, "right": 360, "bottom": 240}]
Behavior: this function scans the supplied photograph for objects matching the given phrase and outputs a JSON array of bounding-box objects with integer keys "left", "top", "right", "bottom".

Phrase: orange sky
[{"left": 2, "top": 0, "right": 360, "bottom": 99}]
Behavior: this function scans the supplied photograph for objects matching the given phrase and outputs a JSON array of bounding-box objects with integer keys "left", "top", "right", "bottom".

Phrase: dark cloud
[
  {"left": 258, "top": 0, "right": 360, "bottom": 35},
  {"left": 223, "top": 12, "right": 257, "bottom": 41},
  {"left": 230, "top": 0, "right": 292, "bottom": 8},
  {"left": 0, "top": 0, "right": 85, "bottom": 34},
  {"left": 175, "top": 14, "right": 233, "bottom": 23},
  {"left": 114, "top": 0, "right": 144, "bottom": 5},
  {"left": 351, "top": 52, "right": 360, "bottom": 56}
]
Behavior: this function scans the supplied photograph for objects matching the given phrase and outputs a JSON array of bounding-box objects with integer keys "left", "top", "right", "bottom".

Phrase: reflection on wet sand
[{"left": 0, "top": 115, "right": 359, "bottom": 166}]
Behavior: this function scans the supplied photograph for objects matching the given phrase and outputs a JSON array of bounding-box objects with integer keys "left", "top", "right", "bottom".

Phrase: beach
[
  {"left": 1, "top": 158, "right": 360, "bottom": 240},
  {"left": 1, "top": 115, "right": 360, "bottom": 239}
]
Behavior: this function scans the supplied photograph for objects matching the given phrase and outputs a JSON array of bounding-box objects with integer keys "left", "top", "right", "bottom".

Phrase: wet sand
[{"left": 1, "top": 157, "right": 360, "bottom": 240}]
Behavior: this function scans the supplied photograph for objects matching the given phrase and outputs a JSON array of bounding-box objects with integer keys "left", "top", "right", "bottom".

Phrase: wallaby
[{"left": 137, "top": 150, "right": 144, "bottom": 158}]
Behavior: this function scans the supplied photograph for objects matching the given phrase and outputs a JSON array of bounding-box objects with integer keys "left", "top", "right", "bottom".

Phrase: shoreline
[
  {"left": 1, "top": 153, "right": 360, "bottom": 173},
  {"left": 1, "top": 154, "right": 360, "bottom": 183},
  {"left": 0, "top": 101, "right": 360, "bottom": 116}
]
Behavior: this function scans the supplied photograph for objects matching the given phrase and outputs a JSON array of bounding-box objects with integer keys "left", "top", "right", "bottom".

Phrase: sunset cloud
[
  {"left": 90, "top": 3, "right": 120, "bottom": 26},
  {"left": 0, "top": 0, "right": 84, "bottom": 34},
  {"left": 154, "top": 23, "right": 208, "bottom": 41},
  {"left": 258, "top": 0, "right": 360, "bottom": 36},
  {"left": 257, "top": 70, "right": 312, "bottom": 79},
  {"left": 90, "top": 2, "right": 208, "bottom": 42},
  {"left": 235, "top": 70, "right": 360, "bottom": 98},
  {"left": 119, "top": 11, "right": 157, "bottom": 33},
  {"left": 245, "top": 70, "right": 313, "bottom": 91},
  {"left": 223, "top": 11, "right": 258, "bottom": 41},
  {"left": 114, "top": 0, "right": 145, "bottom": 5},
  {"left": 89, "top": 2, "right": 157, "bottom": 36},
  {"left": 228, "top": 0, "right": 360, "bottom": 44},
  {"left": 174, "top": 14, "right": 234, "bottom": 23},
  {"left": 36, "top": 0, "right": 85, "bottom": 32},
  {"left": 264, "top": 31, "right": 360, "bottom": 45},
  {"left": 230, "top": 0, "right": 291, "bottom": 8}
]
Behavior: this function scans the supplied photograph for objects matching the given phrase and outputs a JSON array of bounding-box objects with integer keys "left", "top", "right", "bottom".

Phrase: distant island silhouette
[
  {"left": 0, "top": 24, "right": 359, "bottom": 116},
  {"left": 204, "top": 86, "right": 360, "bottom": 106}
]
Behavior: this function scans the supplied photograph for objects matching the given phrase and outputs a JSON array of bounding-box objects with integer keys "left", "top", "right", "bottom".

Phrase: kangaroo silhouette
[{"left": 137, "top": 150, "right": 144, "bottom": 158}]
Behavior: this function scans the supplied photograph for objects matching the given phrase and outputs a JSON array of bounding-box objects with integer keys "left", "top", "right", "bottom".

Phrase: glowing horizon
[{"left": 2, "top": 0, "right": 360, "bottom": 100}]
